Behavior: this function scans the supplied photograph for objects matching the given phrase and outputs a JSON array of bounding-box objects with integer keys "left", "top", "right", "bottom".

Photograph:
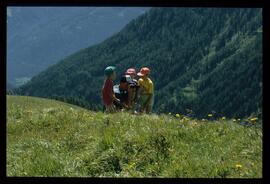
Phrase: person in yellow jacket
[{"left": 137, "top": 67, "right": 154, "bottom": 114}]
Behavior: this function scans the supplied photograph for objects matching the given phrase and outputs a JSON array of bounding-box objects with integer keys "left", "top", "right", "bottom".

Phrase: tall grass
[{"left": 7, "top": 95, "right": 262, "bottom": 177}]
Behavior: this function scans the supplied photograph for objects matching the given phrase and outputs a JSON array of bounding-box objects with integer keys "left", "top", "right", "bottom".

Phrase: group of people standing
[{"left": 102, "top": 66, "right": 154, "bottom": 114}]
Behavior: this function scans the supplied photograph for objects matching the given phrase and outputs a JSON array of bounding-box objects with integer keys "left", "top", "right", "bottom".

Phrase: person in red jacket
[{"left": 102, "top": 66, "right": 120, "bottom": 113}]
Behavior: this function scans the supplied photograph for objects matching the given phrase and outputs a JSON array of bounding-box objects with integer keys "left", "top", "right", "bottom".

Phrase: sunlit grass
[{"left": 7, "top": 95, "right": 262, "bottom": 177}]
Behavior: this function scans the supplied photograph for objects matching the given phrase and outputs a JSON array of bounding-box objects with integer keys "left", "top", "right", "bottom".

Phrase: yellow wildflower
[
  {"left": 221, "top": 117, "right": 226, "bottom": 120},
  {"left": 208, "top": 114, "right": 213, "bottom": 117},
  {"left": 235, "top": 164, "right": 242, "bottom": 169},
  {"left": 175, "top": 113, "right": 180, "bottom": 118},
  {"left": 250, "top": 117, "right": 258, "bottom": 121}
]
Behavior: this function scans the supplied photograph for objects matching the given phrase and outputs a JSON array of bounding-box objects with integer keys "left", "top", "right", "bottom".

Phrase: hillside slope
[
  {"left": 7, "top": 7, "right": 148, "bottom": 86},
  {"left": 17, "top": 8, "right": 262, "bottom": 118},
  {"left": 7, "top": 95, "right": 262, "bottom": 177}
]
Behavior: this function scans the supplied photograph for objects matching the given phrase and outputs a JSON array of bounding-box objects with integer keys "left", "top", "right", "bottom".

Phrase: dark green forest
[{"left": 16, "top": 8, "right": 262, "bottom": 118}]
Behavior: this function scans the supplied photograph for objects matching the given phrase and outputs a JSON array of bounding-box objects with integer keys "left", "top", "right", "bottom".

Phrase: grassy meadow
[{"left": 7, "top": 95, "right": 262, "bottom": 177}]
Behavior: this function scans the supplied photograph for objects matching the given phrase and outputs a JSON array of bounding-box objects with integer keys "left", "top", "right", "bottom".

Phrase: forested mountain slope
[{"left": 17, "top": 8, "right": 262, "bottom": 118}]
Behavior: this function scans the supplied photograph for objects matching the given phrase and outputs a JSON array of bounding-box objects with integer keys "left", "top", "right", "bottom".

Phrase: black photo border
[{"left": 0, "top": 0, "right": 269, "bottom": 184}]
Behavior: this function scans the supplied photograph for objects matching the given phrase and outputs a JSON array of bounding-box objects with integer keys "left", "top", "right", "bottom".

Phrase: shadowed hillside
[{"left": 7, "top": 7, "right": 149, "bottom": 86}]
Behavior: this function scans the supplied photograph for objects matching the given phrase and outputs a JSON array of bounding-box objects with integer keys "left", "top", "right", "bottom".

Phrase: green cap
[{"left": 104, "top": 66, "right": 116, "bottom": 76}]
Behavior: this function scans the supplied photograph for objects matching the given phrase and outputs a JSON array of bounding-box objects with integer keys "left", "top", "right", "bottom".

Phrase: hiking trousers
[{"left": 138, "top": 93, "right": 154, "bottom": 113}]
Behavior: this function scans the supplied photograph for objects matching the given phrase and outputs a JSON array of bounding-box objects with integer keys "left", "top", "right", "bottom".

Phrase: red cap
[{"left": 137, "top": 67, "right": 150, "bottom": 76}]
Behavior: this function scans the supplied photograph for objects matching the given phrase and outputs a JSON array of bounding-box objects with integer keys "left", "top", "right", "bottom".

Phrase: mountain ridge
[
  {"left": 16, "top": 8, "right": 262, "bottom": 118},
  {"left": 7, "top": 7, "right": 149, "bottom": 86}
]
